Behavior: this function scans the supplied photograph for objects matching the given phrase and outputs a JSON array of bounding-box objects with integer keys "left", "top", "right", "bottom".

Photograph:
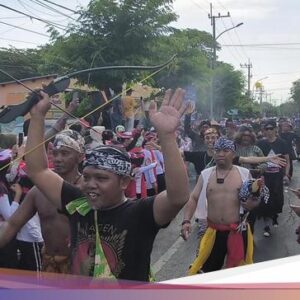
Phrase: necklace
[
  {"left": 215, "top": 166, "right": 233, "bottom": 184},
  {"left": 204, "top": 152, "right": 214, "bottom": 169},
  {"left": 73, "top": 174, "right": 82, "bottom": 185}
]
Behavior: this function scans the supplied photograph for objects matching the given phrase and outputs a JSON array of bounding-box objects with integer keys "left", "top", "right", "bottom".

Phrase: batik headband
[
  {"left": 204, "top": 128, "right": 219, "bottom": 136},
  {"left": 83, "top": 146, "right": 132, "bottom": 176},
  {"left": 214, "top": 137, "right": 235, "bottom": 152},
  {"left": 53, "top": 130, "right": 85, "bottom": 154}
]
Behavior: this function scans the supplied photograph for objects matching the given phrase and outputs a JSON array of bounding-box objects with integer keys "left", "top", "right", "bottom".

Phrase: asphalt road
[{"left": 151, "top": 160, "right": 300, "bottom": 282}]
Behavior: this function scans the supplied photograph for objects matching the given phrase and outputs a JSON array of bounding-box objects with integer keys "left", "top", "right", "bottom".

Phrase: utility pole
[
  {"left": 208, "top": 3, "right": 230, "bottom": 120},
  {"left": 240, "top": 59, "right": 252, "bottom": 99},
  {"left": 209, "top": 3, "right": 230, "bottom": 68},
  {"left": 259, "top": 87, "right": 266, "bottom": 117}
]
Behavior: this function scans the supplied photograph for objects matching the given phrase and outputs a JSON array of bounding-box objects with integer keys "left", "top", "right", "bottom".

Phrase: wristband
[{"left": 181, "top": 220, "right": 191, "bottom": 226}]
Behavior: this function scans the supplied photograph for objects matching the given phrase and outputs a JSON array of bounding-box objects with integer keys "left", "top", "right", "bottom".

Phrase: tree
[
  {"left": 0, "top": 48, "right": 44, "bottom": 82},
  {"left": 290, "top": 79, "right": 300, "bottom": 107},
  {"left": 212, "top": 62, "right": 245, "bottom": 118},
  {"left": 0, "top": 0, "right": 247, "bottom": 120},
  {"left": 42, "top": 0, "right": 178, "bottom": 90},
  {"left": 150, "top": 29, "right": 214, "bottom": 87},
  {"left": 278, "top": 100, "right": 299, "bottom": 117},
  {"left": 235, "top": 95, "right": 260, "bottom": 118}
]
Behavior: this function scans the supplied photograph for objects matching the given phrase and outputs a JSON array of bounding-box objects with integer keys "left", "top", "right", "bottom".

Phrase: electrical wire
[
  {"left": 0, "top": 20, "right": 50, "bottom": 37},
  {"left": 19, "top": 0, "right": 67, "bottom": 18},
  {"left": 29, "top": 0, "right": 77, "bottom": 21},
  {"left": 218, "top": 18, "right": 244, "bottom": 63},
  {"left": 0, "top": 16, "right": 28, "bottom": 19},
  {"left": 0, "top": 37, "right": 40, "bottom": 45},
  {"left": 0, "top": 4, "right": 68, "bottom": 31},
  {"left": 39, "top": 0, "right": 77, "bottom": 13},
  {"left": 222, "top": 43, "right": 300, "bottom": 46},
  {"left": 189, "top": 0, "right": 209, "bottom": 14},
  {"left": 0, "top": 22, "right": 27, "bottom": 35},
  {"left": 214, "top": 0, "right": 249, "bottom": 60},
  {"left": 253, "top": 71, "right": 300, "bottom": 76}
]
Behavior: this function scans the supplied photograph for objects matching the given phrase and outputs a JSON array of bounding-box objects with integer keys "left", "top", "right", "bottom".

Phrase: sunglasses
[{"left": 265, "top": 127, "right": 274, "bottom": 131}]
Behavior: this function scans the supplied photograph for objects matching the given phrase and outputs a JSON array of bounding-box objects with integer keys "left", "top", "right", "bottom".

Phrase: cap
[{"left": 264, "top": 120, "right": 277, "bottom": 129}]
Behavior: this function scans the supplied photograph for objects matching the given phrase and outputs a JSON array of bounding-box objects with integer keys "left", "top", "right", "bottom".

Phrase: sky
[{"left": 0, "top": 0, "right": 299, "bottom": 106}]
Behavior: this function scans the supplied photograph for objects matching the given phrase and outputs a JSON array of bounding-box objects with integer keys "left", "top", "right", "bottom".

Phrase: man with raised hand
[{"left": 25, "top": 88, "right": 189, "bottom": 281}]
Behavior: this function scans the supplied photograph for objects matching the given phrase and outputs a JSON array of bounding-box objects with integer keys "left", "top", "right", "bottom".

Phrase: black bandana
[{"left": 83, "top": 146, "right": 132, "bottom": 176}]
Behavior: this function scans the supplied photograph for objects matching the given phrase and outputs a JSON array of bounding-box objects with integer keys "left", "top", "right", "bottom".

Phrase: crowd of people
[{"left": 0, "top": 87, "right": 300, "bottom": 281}]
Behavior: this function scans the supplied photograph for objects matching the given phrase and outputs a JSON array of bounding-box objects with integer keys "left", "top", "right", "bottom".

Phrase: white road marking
[{"left": 152, "top": 236, "right": 185, "bottom": 274}]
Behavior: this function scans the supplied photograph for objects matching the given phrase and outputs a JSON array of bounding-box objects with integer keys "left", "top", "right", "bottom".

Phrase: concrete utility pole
[
  {"left": 240, "top": 59, "right": 252, "bottom": 99},
  {"left": 259, "top": 87, "right": 266, "bottom": 117},
  {"left": 208, "top": 3, "right": 230, "bottom": 120}
]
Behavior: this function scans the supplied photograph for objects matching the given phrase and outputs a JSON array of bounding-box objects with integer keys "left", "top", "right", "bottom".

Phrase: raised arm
[
  {"left": 151, "top": 89, "right": 190, "bottom": 225},
  {"left": 25, "top": 91, "right": 63, "bottom": 209}
]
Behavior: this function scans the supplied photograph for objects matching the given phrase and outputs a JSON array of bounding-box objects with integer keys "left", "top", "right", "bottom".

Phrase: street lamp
[
  {"left": 215, "top": 22, "right": 244, "bottom": 41},
  {"left": 210, "top": 22, "right": 244, "bottom": 120}
]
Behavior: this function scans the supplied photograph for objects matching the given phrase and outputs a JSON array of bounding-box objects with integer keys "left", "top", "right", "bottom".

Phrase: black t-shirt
[
  {"left": 256, "top": 137, "right": 288, "bottom": 173},
  {"left": 184, "top": 151, "right": 240, "bottom": 175},
  {"left": 184, "top": 151, "right": 214, "bottom": 175},
  {"left": 279, "top": 132, "right": 299, "bottom": 158},
  {"left": 61, "top": 182, "right": 161, "bottom": 281}
]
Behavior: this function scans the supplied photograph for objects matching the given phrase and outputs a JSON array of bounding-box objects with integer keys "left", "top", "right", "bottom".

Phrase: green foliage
[
  {"left": 150, "top": 29, "right": 213, "bottom": 88},
  {"left": 211, "top": 63, "right": 245, "bottom": 118},
  {"left": 0, "top": 48, "right": 44, "bottom": 82},
  {"left": 260, "top": 102, "right": 277, "bottom": 117},
  {"left": 290, "top": 79, "right": 300, "bottom": 106},
  {"left": 0, "top": 0, "right": 249, "bottom": 120},
  {"left": 40, "top": 0, "right": 178, "bottom": 89},
  {"left": 278, "top": 100, "right": 299, "bottom": 117},
  {"left": 235, "top": 96, "right": 261, "bottom": 118}
]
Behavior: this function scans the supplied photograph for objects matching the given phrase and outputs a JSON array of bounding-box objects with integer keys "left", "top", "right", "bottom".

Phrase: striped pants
[{"left": 17, "top": 240, "right": 44, "bottom": 272}]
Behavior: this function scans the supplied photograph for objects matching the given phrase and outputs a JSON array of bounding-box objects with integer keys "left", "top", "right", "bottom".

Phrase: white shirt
[{"left": 10, "top": 202, "right": 44, "bottom": 243}]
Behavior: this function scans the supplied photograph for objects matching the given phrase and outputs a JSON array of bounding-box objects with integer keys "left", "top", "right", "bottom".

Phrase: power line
[
  {"left": 0, "top": 37, "right": 40, "bottom": 45},
  {"left": 0, "top": 21, "right": 27, "bottom": 35},
  {"left": 267, "top": 87, "right": 292, "bottom": 91},
  {"left": 214, "top": 0, "right": 249, "bottom": 59},
  {"left": 222, "top": 43, "right": 300, "bottom": 46},
  {"left": 0, "top": 16, "right": 27, "bottom": 19},
  {"left": 40, "top": 0, "right": 77, "bottom": 14},
  {"left": 189, "top": 0, "right": 209, "bottom": 14},
  {"left": 229, "top": 18, "right": 249, "bottom": 58},
  {"left": 253, "top": 71, "right": 300, "bottom": 76},
  {"left": 240, "top": 46, "right": 300, "bottom": 51},
  {"left": 18, "top": 0, "right": 64, "bottom": 18},
  {"left": 0, "top": 4, "right": 68, "bottom": 31},
  {"left": 0, "top": 20, "right": 50, "bottom": 37},
  {"left": 29, "top": 0, "right": 77, "bottom": 21},
  {"left": 212, "top": 0, "right": 248, "bottom": 61},
  {"left": 219, "top": 18, "right": 244, "bottom": 63}
]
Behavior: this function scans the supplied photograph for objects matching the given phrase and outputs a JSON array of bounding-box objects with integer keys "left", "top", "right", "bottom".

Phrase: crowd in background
[{"left": 0, "top": 88, "right": 300, "bottom": 278}]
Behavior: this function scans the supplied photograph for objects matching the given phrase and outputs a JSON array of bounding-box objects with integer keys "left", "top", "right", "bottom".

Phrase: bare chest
[{"left": 206, "top": 167, "right": 242, "bottom": 197}]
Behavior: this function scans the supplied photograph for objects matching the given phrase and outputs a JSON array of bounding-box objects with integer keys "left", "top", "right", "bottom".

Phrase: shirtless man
[
  {"left": 0, "top": 129, "right": 85, "bottom": 273},
  {"left": 181, "top": 137, "right": 258, "bottom": 274}
]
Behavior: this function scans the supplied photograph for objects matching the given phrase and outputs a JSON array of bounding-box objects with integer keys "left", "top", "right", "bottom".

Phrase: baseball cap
[{"left": 264, "top": 120, "right": 277, "bottom": 129}]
